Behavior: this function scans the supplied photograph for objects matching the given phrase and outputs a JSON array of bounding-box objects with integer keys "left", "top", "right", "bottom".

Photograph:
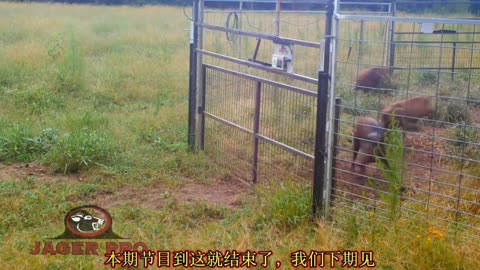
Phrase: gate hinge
[{"left": 197, "top": 106, "right": 203, "bottom": 113}]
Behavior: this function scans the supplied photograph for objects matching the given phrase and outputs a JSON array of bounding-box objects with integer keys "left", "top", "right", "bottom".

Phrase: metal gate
[{"left": 188, "top": 0, "right": 336, "bottom": 214}]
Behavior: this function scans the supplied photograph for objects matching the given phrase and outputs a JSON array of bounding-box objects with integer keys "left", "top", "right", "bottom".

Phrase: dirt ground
[
  {"left": 0, "top": 162, "right": 79, "bottom": 183},
  {"left": 0, "top": 162, "right": 250, "bottom": 210},
  {"left": 92, "top": 181, "right": 248, "bottom": 210}
]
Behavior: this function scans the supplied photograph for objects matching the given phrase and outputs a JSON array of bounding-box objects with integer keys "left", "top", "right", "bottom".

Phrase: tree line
[{"left": 6, "top": 0, "right": 480, "bottom": 15}]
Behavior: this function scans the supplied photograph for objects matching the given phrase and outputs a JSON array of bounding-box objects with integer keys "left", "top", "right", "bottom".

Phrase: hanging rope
[{"left": 226, "top": 12, "right": 240, "bottom": 43}]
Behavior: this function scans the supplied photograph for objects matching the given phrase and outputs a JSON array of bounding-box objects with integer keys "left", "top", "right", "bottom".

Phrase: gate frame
[{"left": 187, "top": 0, "right": 401, "bottom": 217}]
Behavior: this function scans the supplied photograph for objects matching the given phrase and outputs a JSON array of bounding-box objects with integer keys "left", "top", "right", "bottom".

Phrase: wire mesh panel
[
  {"left": 203, "top": 66, "right": 257, "bottom": 180},
  {"left": 202, "top": 64, "right": 317, "bottom": 184},
  {"left": 330, "top": 14, "right": 480, "bottom": 247}
]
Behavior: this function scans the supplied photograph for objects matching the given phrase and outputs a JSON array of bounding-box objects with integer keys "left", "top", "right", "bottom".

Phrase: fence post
[
  {"left": 199, "top": 65, "right": 207, "bottom": 150},
  {"left": 313, "top": 71, "right": 330, "bottom": 217},
  {"left": 359, "top": 20, "right": 364, "bottom": 62},
  {"left": 252, "top": 81, "right": 262, "bottom": 184},
  {"left": 452, "top": 42, "right": 456, "bottom": 81},
  {"left": 313, "top": 0, "right": 334, "bottom": 217},
  {"left": 388, "top": 0, "right": 397, "bottom": 68},
  {"left": 188, "top": 0, "right": 199, "bottom": 151}
]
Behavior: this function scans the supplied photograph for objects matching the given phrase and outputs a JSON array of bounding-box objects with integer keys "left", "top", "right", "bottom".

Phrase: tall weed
[
  {"left": 44, "top": 129, "right": 115, "bottom": 174},
  {"left": 254, "top": 181, "right": 311, "bottom": 231},
  {"left": 376, "top": 118, "right": 405, "bottom": 221},
  {"left": 0, "top": 122, "right": 58, "bottom": 162},
  {"left": 54, "top": 31, "right": 86, "bottom": 93}
]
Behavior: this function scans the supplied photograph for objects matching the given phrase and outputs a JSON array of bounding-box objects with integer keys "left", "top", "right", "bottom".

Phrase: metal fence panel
[{"left": 330, "top": 14, "right": 480, "bottom": 247}]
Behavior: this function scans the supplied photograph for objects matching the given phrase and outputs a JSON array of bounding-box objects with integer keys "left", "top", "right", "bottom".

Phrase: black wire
[
  {"left": 226, "top": 12, "right": 240, "bottom": 42},
  {"left": 183, "top": 0, "right": 193, "bottom": 22}
]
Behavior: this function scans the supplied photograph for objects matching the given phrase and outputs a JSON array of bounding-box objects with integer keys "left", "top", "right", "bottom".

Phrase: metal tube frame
[
  {"left": 188, "top": 0, "right": 200, "bottom": 151},
  {"left": 321, "top": 0, "right": 339, "bottom": 217}
]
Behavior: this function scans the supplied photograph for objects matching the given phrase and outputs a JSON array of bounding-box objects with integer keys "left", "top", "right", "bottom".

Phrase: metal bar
[
  {"left": 337, "top": 62, "right": 480, "bottom": 70},
  {"left": 313, "top": 71, "right": 330, "bottom": 216},
  {"left": 252, "top": 38, "right": 261, "bottom": 61},
  {"left": 274, "top": 0, "right": 281, "bottom": 36},
  {"left": 256, "top": 134, "right": 314, "bottom": 160},
  {"left": 359, "top": 19, "right": 364, "bottom": 63},
  {"left": 204, "top": 112, "right": 253, "bottom": 134},
  {"left": 329, "top": 97, "right": 341, "bottom": 208},
  {"left": 199, "top": 50, "right": 318, "bottom": 84},
  {"left": 196, "top": 0, "right": 205, "bottom": 147},
  {"left": 336, "top": 14, "right": 480, "bottom": 25},
  {"left": 454, "top": 25, "right": 477, "bottom": 242},
  {"left": 393, "top": 0, "right": 473, "bottom": 4},
  {"left": 199, "top": 23, "right": 323, "bottom": 48},
  {"left": 199, "top": 65, "right": 207, "bottom": 150},
  {"left": 313, "top": 0, "right": 334, "bottom": 217},
  {"left": 337, "top": 38, "right": 480, "bottom": 47},
  {"left": 204, "top": 0, "right": 327, "bottom": 4},
  {"left": 188, "top": 0, "right": 200, "bottom": 151},
  {"left": 204, "top": 10, "right": 386, "bottom": 15},
  {"left": 204, "top": 10, "right": 328, "bottom": 14},
  {"left": 452, "top": 42, "right": 456, "bottom": 80},
  {"left": 203, "top": 63, "right": 318, "bottom": 94},
  {"left": 388, "top": 0, "right": 396, "bottom": 68},
  {"left": 252, "top": 81, "right": 262, "bottom": 183},
  {"left": 395, "top": 31, "right": 480, "bottom": 35},
  {"left": 322, "top": 0, "right": 338, "bottom": 218},
  {"left": 340, "top": 1, "right": 391, "bottom": 6},
  {"left": 391, "top": 41, "right": 480, "bottom": 44}
]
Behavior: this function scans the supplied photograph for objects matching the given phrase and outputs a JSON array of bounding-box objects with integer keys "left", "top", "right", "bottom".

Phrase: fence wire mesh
[
  {"left": 203, "top": 65, "right": 316, "bottom": 184},
  {"left": 332, "top": 15, "right": 480, "bottom": 247},
  {"left": 201, "top": 0, "right": 327, "bottom": 91},
  {"left": 193, "top": 0, "right": 480, "bottom": 248}
]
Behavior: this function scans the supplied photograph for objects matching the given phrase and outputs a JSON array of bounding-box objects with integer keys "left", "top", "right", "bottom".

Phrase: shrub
[
  {"left": 417, "top": 71, "right": 438, "bottom": 86},
  {"left": 0, "top": 124, "right": 39, "bottom": 162},
  {"left": 0, "top": 124, "right": 57, "bottom": 162},
  {"left": 254, "top": 180, "right": 311, "bottom": 231},
  {"left": 467, "top": 88, "right": 480, "bottom": 108},
  {"left": 376, "top": 118, "right": 404, "bottom": 221},
  {"left": 436, "top": 100, "right": 471, "bottom": 124},
  {"left": 44, "top": 129, "right": 115, "bottom": 174},
  {"left": 448, "top": 125, "right": 480, "bottom": 166}
]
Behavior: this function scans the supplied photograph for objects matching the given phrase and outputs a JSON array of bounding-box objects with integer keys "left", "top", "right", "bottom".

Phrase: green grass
[{"left": 0, "top": 2, "right": 479, "bottom": 270}]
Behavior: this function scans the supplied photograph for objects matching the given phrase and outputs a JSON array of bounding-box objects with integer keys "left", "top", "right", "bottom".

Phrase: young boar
[
  {"left": 355, "top": 67, "right": 393, "bottom": 93},
  {"left": 381, "top": 96, "right": 434, "bottom": 130},
  {"left": 351, "top": 117, "right": 387, "bottom": 175}
]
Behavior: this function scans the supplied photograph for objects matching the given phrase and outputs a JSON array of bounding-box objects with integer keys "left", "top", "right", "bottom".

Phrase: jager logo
[
  {"left": 32, "top": 205, "right": 130, "bottom": 255},
  {"left": 53, "top": 205, "right": 123, "bottom": 239}
]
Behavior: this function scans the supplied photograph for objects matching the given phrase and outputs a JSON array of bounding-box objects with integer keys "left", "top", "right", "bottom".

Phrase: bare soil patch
[
  {"left": 0, "top": 162, "right": 250, "bottom": 210},
  {"left": 0, "top": 162, "right": 79, "bottom": 183},
  {"left": 92, "top": 180, "right": 249, "bottom": 210}
]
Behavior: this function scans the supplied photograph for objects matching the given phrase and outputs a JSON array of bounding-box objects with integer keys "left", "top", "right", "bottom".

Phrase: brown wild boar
[
  {"left": 381, "top": 96, "right": 434, "bottom": 130},
  {"left": 355, "top": 67, "right": 393, "bottom": 93},
  {"left": 351, "top": 117, "right": 387, "bottom": 175}
]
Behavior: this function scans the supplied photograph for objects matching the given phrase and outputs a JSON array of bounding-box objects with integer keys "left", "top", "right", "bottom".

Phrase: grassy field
[{"left": 0, "top": 2, "right": 479, "bottom": 269}]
